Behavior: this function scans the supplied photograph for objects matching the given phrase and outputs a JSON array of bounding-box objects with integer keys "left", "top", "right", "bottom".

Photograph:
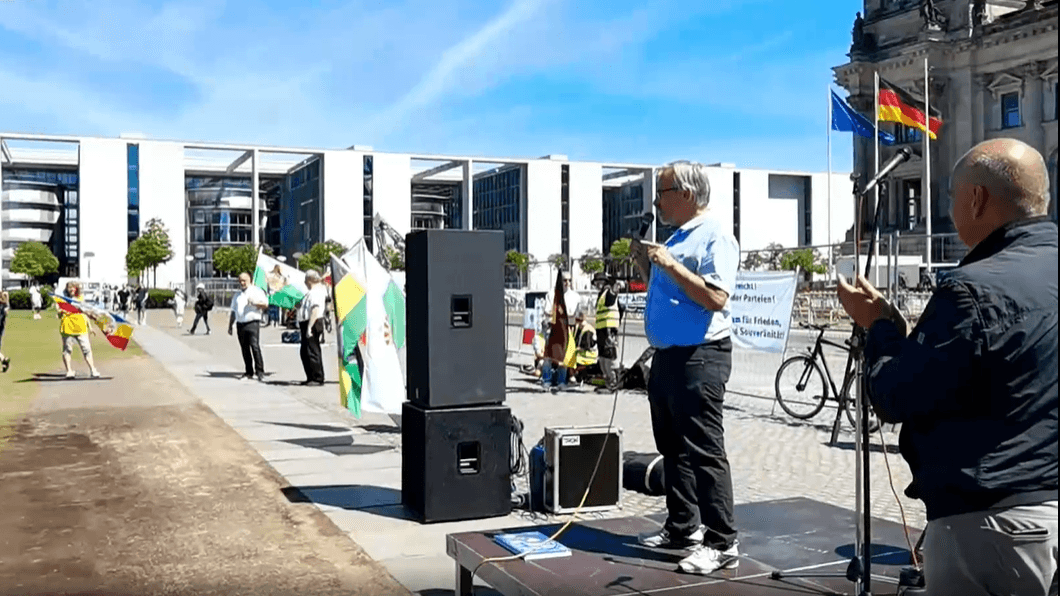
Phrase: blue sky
[{"left": 1, "top": 0, "right": 860, "bottom": 172}]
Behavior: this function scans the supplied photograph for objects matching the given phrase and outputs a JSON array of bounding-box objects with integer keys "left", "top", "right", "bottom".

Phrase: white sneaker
[
  {"left": 65, "top": 370, "right": 76, "bottom": 378},
  {"left": 637, "top": 526, "right": 704, "bottom": 550},
  {"left": 677, "top": 541, "right": 740, "bottom": 574}
]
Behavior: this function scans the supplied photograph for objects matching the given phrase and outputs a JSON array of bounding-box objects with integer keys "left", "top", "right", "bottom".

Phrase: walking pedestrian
[
  {"left": 189, "top": 284, "right": 213, "bottom": 335},
  {"left": 172, "top": 287, "right": 187, "bottom": 327},
  {"left": 57, "top": 282, "right": 101, "bottom": 379},
  {"left": 0, "top": 291, "right": 10, "bottom": 372},
  {"left": 297, "top": 270, "right": 327, "bottom": 386}
]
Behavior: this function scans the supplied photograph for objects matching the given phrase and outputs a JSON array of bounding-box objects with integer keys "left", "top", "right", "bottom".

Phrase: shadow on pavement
[
  {"left": 17, "top": 374, "right": 114, "bottom": 383},
  {"left": 200, "top": 370, "right": 275, "bottom": 379},
  {"left": 282, "top": 484, "right": 405, "bottom": 513},
  {"left": 830, "top": 440, "right": 901, "bottom": 455},
  {"left": 280, "top": 435, "right": 393, "bottom": 456},
  {"left": 263, "top": 421, "right": 351, "bottom": 433},
  {"left": 359, "top": 424, "right": 401, "bottom": 435}
]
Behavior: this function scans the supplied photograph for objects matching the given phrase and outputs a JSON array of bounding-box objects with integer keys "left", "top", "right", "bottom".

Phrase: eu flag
[{"left": 831, "top": 90, "right": 895, "bottom": 145}]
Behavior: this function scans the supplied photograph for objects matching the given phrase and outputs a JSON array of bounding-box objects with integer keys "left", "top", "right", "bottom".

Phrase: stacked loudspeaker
[{"left": 401, "top": 229, "right": 512, "bottom": 523}]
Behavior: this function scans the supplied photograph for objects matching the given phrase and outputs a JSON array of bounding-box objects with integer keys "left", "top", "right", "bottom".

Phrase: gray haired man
[{"left": 631, "top": 161, "right": 741, "bottom": 574}]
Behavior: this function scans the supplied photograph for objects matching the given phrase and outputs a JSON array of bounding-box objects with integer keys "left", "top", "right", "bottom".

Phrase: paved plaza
[{"left": 125, "top": 308, "right": 924, "bottom": 595}]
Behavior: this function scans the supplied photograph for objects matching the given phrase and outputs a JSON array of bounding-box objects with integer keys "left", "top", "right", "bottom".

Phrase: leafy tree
[
  {"left": 505, "top": 250, "right": 532, "bottom": 274},
  {"left": 608, "top": 238, "right": 631, "bottom": 262},
  {"left": 383, "top": 245, "right": 405, "bottom": 271},
  {"left": 548, "top": 253, "right": 568, "bottom": 271},
  {"left": 578, "top": 248, "right": 605, "bottom": 275},
  {"left": 299, "top": 240, "right": 347, "bottom": 272},
  {"left": 209, "top": 243, "right": 275, "bottom": 277},
  {"left": 131, "top": 218, "right": 174, "bottom": 287},
  {"left": 9, "top": 241, "right": 59, "bottom": 280},
  {"left": 741, "top": 242, "right": 785, "bottom": 271},
  {"left": 780, "top": 248, "right": 828, "bottom": 275},
  {"left": 125, "top": 241, "right": 149, "bottom": 281}
]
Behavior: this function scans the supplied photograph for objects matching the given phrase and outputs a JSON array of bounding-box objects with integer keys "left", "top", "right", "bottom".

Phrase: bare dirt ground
[{"left": 0, "top": 354, "right": 412, "bottom": 596}]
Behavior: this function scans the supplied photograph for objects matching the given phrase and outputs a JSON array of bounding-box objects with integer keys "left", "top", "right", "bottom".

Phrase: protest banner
[{"left": 729, "top": 270, "right": 799, "bottom": 353}]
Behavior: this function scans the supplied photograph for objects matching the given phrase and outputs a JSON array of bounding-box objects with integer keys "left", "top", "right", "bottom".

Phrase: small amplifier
[{"left": 539, "top": 425, "right": 623, "bottom": 514}]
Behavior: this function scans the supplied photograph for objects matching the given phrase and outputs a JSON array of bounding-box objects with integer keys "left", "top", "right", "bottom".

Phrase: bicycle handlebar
[{"left": 798, "top": 322, "right": 831, "bottom": 331}]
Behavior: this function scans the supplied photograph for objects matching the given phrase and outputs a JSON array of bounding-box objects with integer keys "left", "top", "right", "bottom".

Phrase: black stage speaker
[
  {"left": 405, "top": 229, "right": 505, "bottom": 408},
  {"left": 401, "top": 401, "right": 512, "bottom": 523}
]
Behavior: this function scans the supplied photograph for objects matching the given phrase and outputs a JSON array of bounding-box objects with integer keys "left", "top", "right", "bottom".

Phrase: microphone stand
[{"left": 770, "top": 178, "right": 899, "bottom": 595}]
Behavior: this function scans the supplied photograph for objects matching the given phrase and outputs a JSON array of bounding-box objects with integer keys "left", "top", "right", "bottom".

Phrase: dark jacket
[
  {"left": 194, "top": 292, "right": 213, "bottom": 315},
  {"left": 864, "top": 218, "right": 1058, "bottom": 520}
]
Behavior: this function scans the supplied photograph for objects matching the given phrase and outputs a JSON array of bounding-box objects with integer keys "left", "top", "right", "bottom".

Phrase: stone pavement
[{"left": 134, "top": 308, "right": 925, "bottom": 596}]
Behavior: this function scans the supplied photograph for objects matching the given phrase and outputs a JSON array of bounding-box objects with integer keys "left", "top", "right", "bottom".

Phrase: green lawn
[{"left": 0, "top": 309, "right": 145, "bottom": 447}]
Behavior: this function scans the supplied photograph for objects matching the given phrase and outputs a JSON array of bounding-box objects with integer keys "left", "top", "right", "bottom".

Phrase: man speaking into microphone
[
  {"left": 631, "top": 160, "right": 741, "bottom": 575},
  {"left": 838, "top": 138, "right": 1057, "bottom": 595}
]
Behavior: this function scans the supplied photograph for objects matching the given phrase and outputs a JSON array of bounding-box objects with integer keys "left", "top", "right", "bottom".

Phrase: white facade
[
  {"left": 138, "top": 141, "right": 187, "bottom": 287},
  {"left": 1, "top": 132, "right": 854, "bottom": 292},
  {"left": 77, "top": 138, "right": 128, "bottom": 284}
]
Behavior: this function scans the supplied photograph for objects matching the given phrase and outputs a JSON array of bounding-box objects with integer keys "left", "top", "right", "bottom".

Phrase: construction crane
[{"left": 372, "top": 213, "right": 406, "bottom": 271}]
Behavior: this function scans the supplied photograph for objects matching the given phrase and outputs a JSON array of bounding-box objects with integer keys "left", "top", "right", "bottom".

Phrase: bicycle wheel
[
  {"left": 841, "top": 374, "right": 881, "bottom": 433},
  {"left": 775, "top": 356, "right": 828, "bottom": 419}
]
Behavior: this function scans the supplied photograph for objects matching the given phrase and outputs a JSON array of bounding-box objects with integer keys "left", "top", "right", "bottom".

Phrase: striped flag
[
  {"left": 330, "top": 239, "right": 406, "bottom": 418},
  {"left": 254, "top": 251, "right": 308, "bottom": 309},
  {"left": 52, "top": 294, "right": 135, "bottom": 350},
  {"left": 878, "top": 77, "right": 943, "bottom": 139}
]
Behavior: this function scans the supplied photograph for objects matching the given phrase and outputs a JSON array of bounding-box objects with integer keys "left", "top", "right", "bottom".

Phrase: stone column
[
  {"left": 1021, "top": 63, "right": 1045, "bottom": 150},
  {"left": 972, "top": 73, "right": 989, "bottom": 146}
]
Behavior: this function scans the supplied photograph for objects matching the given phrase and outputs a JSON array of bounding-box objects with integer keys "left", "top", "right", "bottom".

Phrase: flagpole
[
  {"left": 827, "top": 86, "right": 834, "bottom": 279},
  {"left": 923, "top": 56, "right": 933, "bottom": 276},
  {"left": 872, "top": 71, "right": 881, "bottom": 285}
]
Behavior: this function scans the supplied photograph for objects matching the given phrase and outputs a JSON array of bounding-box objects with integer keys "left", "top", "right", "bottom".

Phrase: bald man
[{"left": 838, "top": 138, "right": 1057, "bottom": 596}]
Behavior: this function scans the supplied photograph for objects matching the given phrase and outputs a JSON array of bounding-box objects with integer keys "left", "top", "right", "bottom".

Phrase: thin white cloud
[{"left": 364, "top": 0, "right": 548, "bottom": 140}]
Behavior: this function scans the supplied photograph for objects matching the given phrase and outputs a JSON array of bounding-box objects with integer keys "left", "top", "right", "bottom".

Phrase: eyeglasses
[{"left": 655, "top": 186, "right": 682, "bottom": 198}]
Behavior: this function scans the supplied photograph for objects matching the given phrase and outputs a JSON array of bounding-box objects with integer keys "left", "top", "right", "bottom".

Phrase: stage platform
[{"left": 446, "top": 497, "right": 921, "bottom": 596}]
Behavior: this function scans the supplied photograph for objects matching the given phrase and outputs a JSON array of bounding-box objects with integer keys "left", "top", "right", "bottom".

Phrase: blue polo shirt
[{"left": 644, "top": 212, "right": 740, "bottom": 348}]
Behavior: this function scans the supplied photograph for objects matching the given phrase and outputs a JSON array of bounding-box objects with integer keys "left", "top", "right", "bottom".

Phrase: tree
[
  {"left": 547, "top": 253, "right": 568, "bottom": 271},
  {"left": 299, "top": 240, "right": 347, "bottom": 272},
  {"left": 9, "top": 241, "right": 59, "bottom": 280},
  {"left": 212, "top": 244, "right": 259, "bottom": 277},
  {"left": 383, "top": 245, "right": 405, "bottom": 271},
  {"left": 578, "top": 248, "right": 605, "bottom": 275},
  {"left": 780, "top": 248, "right": 828, "bottom": 282},
  {"left": 134, "top": 218, "right": 174, "bottom": 287},
  {"left": 741, "top": 242, "right": 785, "bottom": 272},
  {"left": 125, "top": 241, "right": 149, "bottom": 281},
  {"left": 505, "top": 250, "right": 532, "bottom": 274},
  {"left": 608, "top": 238, "right": 633, "bottom": 278}
]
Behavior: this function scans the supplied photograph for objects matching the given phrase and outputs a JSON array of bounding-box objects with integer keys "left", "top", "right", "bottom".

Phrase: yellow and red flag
[
  {"left": 878, "top": 77, "right": 943, "bottom": 140},
  {"left": 52, "top": 294, "right": 135, "bottom": 350}
]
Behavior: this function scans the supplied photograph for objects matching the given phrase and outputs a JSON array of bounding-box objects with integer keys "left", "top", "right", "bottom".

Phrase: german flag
[{"left": 878, "top": 77, "right": 943, "bottom": 140}]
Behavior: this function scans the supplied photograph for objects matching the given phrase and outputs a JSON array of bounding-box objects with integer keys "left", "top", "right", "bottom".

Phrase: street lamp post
[
  {"left": 84, "top": 252, "right": 96, "bottom": 279},
  {"left": 292, "top": 252, "right": 303, "bottom": 270},
  {"left": 185, "top": 254, "right": 196, "bottom": 294}
]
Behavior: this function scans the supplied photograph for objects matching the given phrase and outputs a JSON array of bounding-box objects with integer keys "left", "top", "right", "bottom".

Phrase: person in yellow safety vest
[
  {"left": 572, "top": 312, "right": 598, "bottom": 368},
  {"left": 592, "top": 272, "right": 625, "bottom": 392}
]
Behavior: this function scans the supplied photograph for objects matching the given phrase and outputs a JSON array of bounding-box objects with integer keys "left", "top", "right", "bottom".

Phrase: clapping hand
[{"left": 836, "top": 274, "right": 909, "bottom": 336}]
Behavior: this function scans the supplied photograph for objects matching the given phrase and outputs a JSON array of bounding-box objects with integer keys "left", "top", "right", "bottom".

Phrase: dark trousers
[
  {"left": 648, "top": 338, "right": 737, "bottom": 550},
  {"left": 190, "top": 312, "right": 211, "bottom": 334},
  {"left": 299, "top": 321, "right": 325, "bottom": 383},
  {"left": 236, "top": 320, "right": 265, "bottom": 377}
]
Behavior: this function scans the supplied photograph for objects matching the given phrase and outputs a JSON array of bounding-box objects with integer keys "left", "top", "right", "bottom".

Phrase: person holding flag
[
  {"left": 540, "top": 271, "right": 581, "bottom": 392},
  {"left": 55, "top": 281, "right": 101, "bottom": 379}
]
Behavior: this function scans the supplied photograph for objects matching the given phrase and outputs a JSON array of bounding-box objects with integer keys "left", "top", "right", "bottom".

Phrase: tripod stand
[{"left": 769, "top": 179, "right": 901, "bottom": 595}]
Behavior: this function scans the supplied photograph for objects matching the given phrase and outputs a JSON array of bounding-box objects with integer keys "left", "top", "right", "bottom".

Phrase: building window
[
  {"left": 1001, "top": 92, "right": 1021, "bottom": 128},
  {"left": 561, "top": 165, "right": 570, "bottom": 266},
  {"left": 895, "top": 124, "right": 922, "bottom": 144},
  {"left": 902, "top": 179, "right": 921, "bottom": 231},
  {"left": 732, "top": 172, "right": 741, "bottom": 243},
  {"left": 127, "top": 144, "right": 139, "bottom": 243}
]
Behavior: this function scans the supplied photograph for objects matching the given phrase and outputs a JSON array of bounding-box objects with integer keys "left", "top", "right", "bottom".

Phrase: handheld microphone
[
  {"left": 637, "top": 213, "right": 655, "bottom": 240},
  {"left": 861, "top": 147, "right": 912, "bottom": 197}
]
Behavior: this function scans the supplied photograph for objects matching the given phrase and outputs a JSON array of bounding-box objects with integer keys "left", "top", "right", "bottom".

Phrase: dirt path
[{"left": 0, "top": 354, "right": 412, "bottom": 596}]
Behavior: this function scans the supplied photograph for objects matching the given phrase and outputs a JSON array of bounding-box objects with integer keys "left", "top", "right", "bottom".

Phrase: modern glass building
[
  {"left": 473, "top": 165, "right": 523, "bottom": 252},
  {"left": 1, "top": 169, "right": 79, "bottom": 280},
  {"left": 0, "top": 132, "right": 854, "bottom": 292}
]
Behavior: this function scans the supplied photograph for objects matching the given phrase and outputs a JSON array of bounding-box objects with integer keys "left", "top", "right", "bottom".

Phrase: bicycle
[{"left": 774, "top": 322, "right": 880, "bottom": 433}]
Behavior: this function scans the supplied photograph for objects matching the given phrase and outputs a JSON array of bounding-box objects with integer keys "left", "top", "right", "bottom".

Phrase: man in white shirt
[
  {"left": 297, "top": 270, "right": 328, "bottom": 386},
  {"left": 228, "top": 272, "right": 269, "bottom": 382}
]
